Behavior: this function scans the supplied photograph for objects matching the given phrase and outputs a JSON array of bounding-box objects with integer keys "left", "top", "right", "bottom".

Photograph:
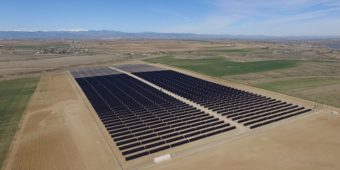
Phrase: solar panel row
[
  {"left": 74, "top": 69, "right": 236, "bottom": 161},
  {"left": 134, "top": 70, "right": 311, "bottom": 129}
]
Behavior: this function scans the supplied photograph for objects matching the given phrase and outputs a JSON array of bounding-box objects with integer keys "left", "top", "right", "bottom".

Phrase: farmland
[
  {"left": 0, "top": 77, "right": 39, "bottom": 168},
  {"left": 255, "top": 77, "right": 340, "bottom": 108},
  {"left": 145, "top": 56, "right": 340, "bottom": 109},
  {"left": 145, "top": 56, "right": 300, "bottom": 77}
]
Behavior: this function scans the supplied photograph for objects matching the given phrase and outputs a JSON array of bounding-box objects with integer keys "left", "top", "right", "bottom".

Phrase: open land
[
  {"left": 145, "top": 56, "right": 340, "bottom": 109},
  {"left": 2, "top": 62, "right": 340, "bottom": 170},
  {"left": 0, "top": 39, "right": 340, "bottom": 169},
  {"left": 0, "top": 78, "right": 39, "bottom": 168},
  {"left": 2, "top": 72, "right": 120, "bottom": 170}
]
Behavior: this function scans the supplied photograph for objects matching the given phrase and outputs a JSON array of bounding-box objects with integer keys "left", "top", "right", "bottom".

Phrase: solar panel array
[
  {"left": 71, "top": 67, "right": 118, "bottom": 78},
  {"left": 72, "top": 68, "right": 236, "bottom": 161},
  {"left": 134, "top": 70, "right": 312, "bottom": 129}
]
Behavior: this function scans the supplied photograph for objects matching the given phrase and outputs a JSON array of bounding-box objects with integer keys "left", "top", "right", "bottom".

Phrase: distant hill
[
  {"left": 0, "top": 30, "right": 339, "bottom": 40},
  {"left": 0, "top": 30, "right": 243, "bottom": 40}
]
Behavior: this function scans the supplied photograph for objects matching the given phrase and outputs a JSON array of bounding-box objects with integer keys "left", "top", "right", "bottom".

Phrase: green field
[
  {"left": 196, "top": 47, "right": 285, "bottom": 58},
  {"left": 145, "top": 56, "right": 300, "bottom": 77},
  {"left": 202, "top": 48, "right": 252, "bottom": 53},
  {"left": 201, "top": 48, "right": 270, "bottom": 55},
  {"left": 255, "top": 77, "right": 340, "bottom": 91},
  {"left": 255, "top": 77, "right": 340, "bottom": 108},
  {"left": 0, "top": 78, "right": 39, "bottom": 168}
]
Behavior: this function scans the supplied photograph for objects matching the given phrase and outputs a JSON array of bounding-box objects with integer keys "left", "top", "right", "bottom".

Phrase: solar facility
[
  {"left": 132, "top": 69, "right": 312, "bottom": 129},
  {"left": 71, "top": 67, "right": 236, "bottom": 161},
  {"left": 70, "top": 64, "right": 312, "bottom": 163}
]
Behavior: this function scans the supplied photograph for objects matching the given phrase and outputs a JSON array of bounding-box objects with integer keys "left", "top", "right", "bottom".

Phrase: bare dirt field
[
  {"left": 149, "top": 111, "right": 340, "bottom": 170},
  {"left": 2, "top": 72, "right": 120, "bottom": 170}
]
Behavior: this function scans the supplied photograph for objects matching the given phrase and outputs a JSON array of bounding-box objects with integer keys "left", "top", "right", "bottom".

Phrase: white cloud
[
  {"left": 161, "top": 15, "right": 241, "bottom": 34},
  {"left": 162, "top": 0, "right": 340, "bottom": 35},
  {"left": 241, "top": 18, "right": 340, "bottom": 36}
]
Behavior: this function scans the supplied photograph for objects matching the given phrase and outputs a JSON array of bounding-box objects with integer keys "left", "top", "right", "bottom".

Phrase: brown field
[
  {"left": 2, "top": 72, "right": 120, "bottom": 170},
  {"left": 150, "top": 112, "right": 340, "bottom": 170},
  {"left": 0, "top": 40, "right": 230, "bottom": 80},
  {"left": 1, "top": 40, "right": 340, "bottom": 169},
  {"left": 1, "top": 39, "right": 339, "bottom": 80}
]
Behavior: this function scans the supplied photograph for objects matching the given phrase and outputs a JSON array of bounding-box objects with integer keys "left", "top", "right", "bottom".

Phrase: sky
[{"left": 0, "top": 0, "right": 340, "bottom": 36}]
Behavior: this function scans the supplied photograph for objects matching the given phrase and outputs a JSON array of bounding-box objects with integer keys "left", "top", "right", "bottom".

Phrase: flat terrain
[
  {"left": 145, "top": 57, "right": 340, "bottom": 109},
  {"left": 150, "top": 112, "right": 340, "bottom": 170},
  {"left": 0, "top": 78, "right": 39, "bottom": 168},
  {"left": 143, "top": 63, "right": 340, "bottom": 170},
  {"left": 2, "top": 72, "right": 120, "bottom": 170},
  {"left": 255, "top": 77, "right": 340, "bottom": 108},
  {"left": 1, "top": 39, "right": 340, "bottom": 169},
  {"left": 145, "top": 56, "right": 299, "bottom": 76},
  {"left": 1, "top": 39, "right": 339, "bottom": 80},
  {"left": 0, "top": 40, "right": 231, "bottom": 79},
  {"left": 2, "top": 64, "right": 340, "bottom": 169}
]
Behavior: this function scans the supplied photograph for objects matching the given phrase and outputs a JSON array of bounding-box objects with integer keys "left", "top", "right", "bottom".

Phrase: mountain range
[{"left": 0, "top": 30, "right": 338, "bottom": 40}]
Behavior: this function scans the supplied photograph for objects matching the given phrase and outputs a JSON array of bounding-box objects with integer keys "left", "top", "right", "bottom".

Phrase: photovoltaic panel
[
  {"left": 72, "top": 67, "right": 236, "bottom": 161},
  {"left": 131, "top": 67, "right": 311, "bottom": 129}
]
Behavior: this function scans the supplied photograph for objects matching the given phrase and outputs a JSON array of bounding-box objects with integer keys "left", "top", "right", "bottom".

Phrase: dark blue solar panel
[
  {"left": 134, "top": 70, "right": 311, "bottom": 129},
  {"left": 73, "top": 69, "right": 236, "bottom": 161}
]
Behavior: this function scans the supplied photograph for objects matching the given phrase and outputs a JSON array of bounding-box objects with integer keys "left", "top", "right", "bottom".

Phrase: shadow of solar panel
[
  {"left": 134, "top": 70, "right": 312, "bottom": 129},
  {"left": 72, "top": 68, "right": 236, "bottom": 161}
]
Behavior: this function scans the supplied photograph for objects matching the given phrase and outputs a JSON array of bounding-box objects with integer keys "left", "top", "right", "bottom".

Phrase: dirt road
[{"left": 2, "top": 72, "right": 120, "bottom": 170}]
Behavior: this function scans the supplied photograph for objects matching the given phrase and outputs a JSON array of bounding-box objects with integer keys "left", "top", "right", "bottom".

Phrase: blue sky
[{"left": 1, "top": 0, "right": 340, "bottom": 35}]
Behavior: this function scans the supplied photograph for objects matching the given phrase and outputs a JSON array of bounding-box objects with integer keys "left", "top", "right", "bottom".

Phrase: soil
[{"left": 2, "top": 72, "right": 121, "bottom": 170}]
